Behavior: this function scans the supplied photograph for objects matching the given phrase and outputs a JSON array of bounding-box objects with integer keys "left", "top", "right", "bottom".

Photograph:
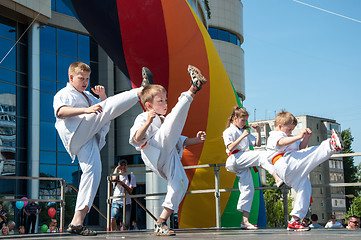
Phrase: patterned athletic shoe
[
  {"left": 188, "top": 65, "right": 207, "bottom": 93},
  {"left": 241, "top": 223, "right": 258, "bottom": 230},
  {"left": 154, "top": 222, "right": 175, "bottom": 236},
  {"left": 67, "top": 224, "right": 97, "bottom": 236},
  {"left": 330, "top": 129, "right": 344, "bottom": 151},
  {"left": 141, "top": 67, "right": 153, "bottom": 87},
  {"left": 287, "top": 221, "right": 311, "bottom": 231}
]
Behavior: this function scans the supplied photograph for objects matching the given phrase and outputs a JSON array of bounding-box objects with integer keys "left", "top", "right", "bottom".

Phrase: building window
[
  {"left": 321, "top": 200, "right": 324, "bottom": 207},
  {"left": 320, "top": 188, "right": 323, "bottom": 194},
  {"left": 317, "top": 136, "right": 320, "bottom": 142},
  {"left": 322, "top": 213, "right": 325, "bottom": 220},
  {"left": 208, "top": 27, "right": 241, "bottom": 46},
  {"left": 319, "top": 174, "right": 322, "bottom": 181}
]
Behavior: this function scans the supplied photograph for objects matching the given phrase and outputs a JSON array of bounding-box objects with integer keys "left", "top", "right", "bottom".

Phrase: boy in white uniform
[
  {"left": 53, "top": 62, "right": 142, "bottom": 235},
  {"left": 266, "top": 110, "right": 343, "bottom": 231},
  {"left": 129, "top": 65, "right": 207, "bottom": 236}
]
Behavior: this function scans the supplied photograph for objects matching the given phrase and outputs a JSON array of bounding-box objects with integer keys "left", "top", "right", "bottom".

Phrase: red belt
[
  {"left": 229, "top": 150, "right": 258, "bottom": 173},
  {"left": 272, "top": 153, "right": 285, "bottom": 165},
  {"left": 141, "top": 142, "right": 147, "bottom": 149}
]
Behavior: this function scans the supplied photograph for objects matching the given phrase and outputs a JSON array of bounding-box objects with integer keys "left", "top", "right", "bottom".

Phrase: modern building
[
  {"left": 0, "top": 0, "right": 219, "bottom": 230},
  {"left": 250, "top": 115, "right": 346, "bottom": 224},
  {"left": 208, "top": 0, "right": 245, "bottom": 101}
]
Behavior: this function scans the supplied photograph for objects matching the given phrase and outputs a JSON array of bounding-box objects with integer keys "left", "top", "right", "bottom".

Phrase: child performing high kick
[
  {"left": 129, "top": 65, "right": 207, "bottom": 236},
  {"left": 223, "top": 106, "right": 283, "bottom": 230}
]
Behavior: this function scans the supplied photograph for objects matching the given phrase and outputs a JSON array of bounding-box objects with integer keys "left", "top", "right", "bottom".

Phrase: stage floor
[{"left": 3, "top": 228, "right": 361, "bottom": 239}]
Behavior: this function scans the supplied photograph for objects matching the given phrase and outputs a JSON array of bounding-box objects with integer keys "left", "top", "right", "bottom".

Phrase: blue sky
[{"left": 242, "top": 0, "right": 361, "bottom": 165}]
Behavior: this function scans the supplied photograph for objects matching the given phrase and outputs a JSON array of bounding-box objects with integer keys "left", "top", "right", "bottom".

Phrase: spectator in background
[
  {"left": 18, "top": 225, "right": 25, "bottom": 234},
  {"left": 24, "top": 201, "right": 41, "bottom": 234},
  {"left": 0, "top": 203, "right": 7, "bottom": 226},
  {"left": 111, "top": 159, "right": 136, "bottom": 231},
  {"left": 7, "top": 221, "right": 15, "bottom": 235},
  {"left": 341, "top": 219, "right": 347, "bottom": 228},
  {"left": 325, "top": 215, "right": 343, "bottom": 229},
  {"left": 309, "top": 214, "right": 323, "bottom": 229},
  {"left": 131, "top": 220, "right": 139, "bottom": 230},
  {"left": 347, "top": 216, "right": 360, "bottom": 230},
  {"left": 1, "top": 225, "right": 9, "bottom": 236}
]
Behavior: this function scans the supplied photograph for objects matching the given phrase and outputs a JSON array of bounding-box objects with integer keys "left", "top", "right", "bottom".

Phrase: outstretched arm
[{"left": 184, "top": 131, "right": 206, "bottom": 147}]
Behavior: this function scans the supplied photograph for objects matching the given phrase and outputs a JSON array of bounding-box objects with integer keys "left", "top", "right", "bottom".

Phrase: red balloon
[{"left": 48, "top": 207, "right": 56, "bottom": 218}]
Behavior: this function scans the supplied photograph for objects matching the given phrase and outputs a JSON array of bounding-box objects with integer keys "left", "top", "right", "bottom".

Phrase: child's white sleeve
[
  {"left": 222, "top": 128, "right": 234, "bottom": 147},
  {"left": 129, "top": 113, "right": 148, "bottom": 148},
  {"left": 53, "top": 91, "right": 76, "bottom": 118}
]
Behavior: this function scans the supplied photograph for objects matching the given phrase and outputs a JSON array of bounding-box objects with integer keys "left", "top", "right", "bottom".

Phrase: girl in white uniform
[{"left": 222, "top": 106, "right": 283, "bottom": 230}]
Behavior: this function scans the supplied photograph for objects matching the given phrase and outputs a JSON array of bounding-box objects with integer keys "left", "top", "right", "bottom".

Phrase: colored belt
[
  {"left": 272, "top": 153, "right": 285, "bottom": 165},
  {"left": 141, "top": 142, "right": 147, "bottom": 149},
  {"left": 229, "top": 150, "right": 258, "bottom": 173}
]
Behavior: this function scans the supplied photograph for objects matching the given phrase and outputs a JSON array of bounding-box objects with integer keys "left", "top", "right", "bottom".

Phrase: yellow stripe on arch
[{"left": 179, "top": 1, "right": 239, "bottom": 228}]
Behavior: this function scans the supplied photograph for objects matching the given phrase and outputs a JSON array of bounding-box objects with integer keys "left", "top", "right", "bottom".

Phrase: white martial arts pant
[
  {"left": 226, "top": 151, "right": 275, "bottom": 213},
  {"left": 274, "top": 139, "right": 334, "bottom": 219},
  {"left": 145, "top": 92, "right": 193, "bottom": 212},
  {"left": 236, "top": 168, "right": 254, "bottom": 213},
  {"left": 226, "top": 151, "right": 275, "bottom": 175},
  {"left": 71, "top": 89, "right": 139, "bottom": 212}
]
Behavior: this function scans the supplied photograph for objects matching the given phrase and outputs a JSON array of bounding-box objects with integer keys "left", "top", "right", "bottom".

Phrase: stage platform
[{"left": 2, "top": 228, "right": 361, "bottom": 240}]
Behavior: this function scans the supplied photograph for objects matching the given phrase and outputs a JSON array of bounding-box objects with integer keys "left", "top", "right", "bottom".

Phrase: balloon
[
  {"left": 21, "top": 197, "right": 28, "bottom": 207},
  {"left": 41, "top": 224, "right": 48, "bottom": 233},
  {"left": 48, "top": 207, "right": 56, "bottom": 218},
  {"left": 16, "top": 201, "right": 24, "bottom": 210}
]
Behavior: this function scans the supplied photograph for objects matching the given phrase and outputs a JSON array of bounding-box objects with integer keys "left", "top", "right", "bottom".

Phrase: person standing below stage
[
  {"left": 54, "top": 62, "right": 143, "bottom": 236},
  {"left": 129, "top": 65, "right": 207, "bottom": 236},
  {"left": 309, "top": 214, "right": 323, "bottom": 228},
  {"left": 24, "top": 201, "right": 41, "bottom": 234},
  {"left": 347, "top": 216, "right": 360, "bottom": 230},
  {"left": 223, "top": 106, "right": 283, "bottom": 230},
  {"left": 266, "top": 110, "right": 343, "bottom": 231},
  {"left": 325, "top": 215, "right": 343, "bottom": 229},
  {"left": 111, "top": 159, "right": 136, "bottom": 231}
]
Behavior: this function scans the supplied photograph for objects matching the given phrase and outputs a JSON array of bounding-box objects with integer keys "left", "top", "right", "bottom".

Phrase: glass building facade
[{"left": 0, "top": 0, "right": 100, "bottom": 227}]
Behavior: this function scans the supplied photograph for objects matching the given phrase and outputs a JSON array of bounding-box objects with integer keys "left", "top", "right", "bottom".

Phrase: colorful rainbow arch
[{"left": 64, "top": 0, "right": 266, "bottom": 228}]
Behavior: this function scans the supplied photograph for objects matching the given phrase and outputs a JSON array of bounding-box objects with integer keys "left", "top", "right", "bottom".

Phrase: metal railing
[
  {"left": 106, "top": 152, "right": 361, "bottom": 230},
  {"left": 0, "top": 176, "right": 66, "bottom": 232}
]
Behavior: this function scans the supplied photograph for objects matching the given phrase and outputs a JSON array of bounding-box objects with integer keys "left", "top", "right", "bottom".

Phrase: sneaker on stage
[
  {"left": 287, "top": 220, "right": 311, "bottom": 231},
  {"left": 240, "top": 223, "right": 258, "bottom": 230}
]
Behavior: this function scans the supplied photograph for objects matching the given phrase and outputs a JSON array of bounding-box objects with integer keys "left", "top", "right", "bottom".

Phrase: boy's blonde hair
[
  {"left": 140, "top": 84, "right": 167, "bottom": 110},
  {"left": 226, "top": 106, "right": 249, "bottom": 128},
  {"left": 68, "top": 62, "right": 91, "bottom": 77},
  {"left": 274, "top": 110, "right": 297, "bottom": 126}
]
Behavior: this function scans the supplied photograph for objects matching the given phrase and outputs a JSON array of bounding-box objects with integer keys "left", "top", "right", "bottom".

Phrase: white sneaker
[{"left": 241, "top": 223, "right": 258, "bottom": 230}]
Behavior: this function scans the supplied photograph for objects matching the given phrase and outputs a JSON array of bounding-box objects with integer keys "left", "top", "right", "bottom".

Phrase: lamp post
[{"left": 345, "top": 194, "right": 355, "bottom": 215}]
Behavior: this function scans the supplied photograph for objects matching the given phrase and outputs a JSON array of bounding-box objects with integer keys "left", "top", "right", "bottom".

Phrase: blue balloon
[{"left": 16, "top": 201, "right": 24, "bottom": 210}]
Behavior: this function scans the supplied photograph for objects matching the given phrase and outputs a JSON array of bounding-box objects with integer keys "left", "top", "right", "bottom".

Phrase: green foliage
[
  {"left": 345, "top": 195, "right": 361, "bottom": 219},
  {"left": 341, "top": 129, "right": 358, "bottom": 199},
  {"left": 264, "top": 171, "right": 293, "bottom": 227}
]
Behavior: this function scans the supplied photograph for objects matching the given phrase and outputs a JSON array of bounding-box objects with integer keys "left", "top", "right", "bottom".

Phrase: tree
[
  {"left": 264, "top": 171, "right": 293, "bottom": 227},
  {"left": 345, "top": 195, "right": 361, "bottom": 219},
  {"left": 341, "top": 129, "right": 358, "bottom": 205}
]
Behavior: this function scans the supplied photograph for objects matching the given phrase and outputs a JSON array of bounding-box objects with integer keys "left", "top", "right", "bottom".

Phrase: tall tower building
[{"left": 208, "top": 0, "right": 245, "bottom": 100}]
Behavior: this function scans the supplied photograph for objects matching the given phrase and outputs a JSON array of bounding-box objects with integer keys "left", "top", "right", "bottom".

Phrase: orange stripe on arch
[{"left": 160, "top": 0, "right": 210, "bottom": 219}]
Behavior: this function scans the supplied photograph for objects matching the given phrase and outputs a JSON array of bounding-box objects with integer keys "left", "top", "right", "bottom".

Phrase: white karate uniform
[
  {"left": 266, "top": 130, "right": 334, "bottom": 219},
  {"left": 129, "top": 92, "right": 193, "bottom": 212},
  {"left": 54, "top": 83, "right": 139, "bottom": 212},
  {"left": 222, "top": 124, "right": 275, "bottom": 212}
]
